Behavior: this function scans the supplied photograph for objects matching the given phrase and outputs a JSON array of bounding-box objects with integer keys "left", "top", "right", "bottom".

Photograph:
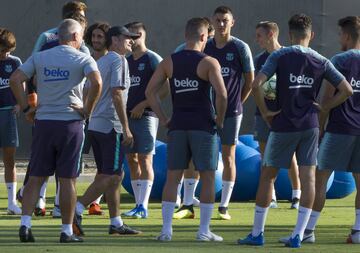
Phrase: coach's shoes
[
  {"left": 7, "top": 204, "right": 22, "bottom": 215},
  {"left": 347, "top": 229, "right": 360, "bottom": 244},
  {"left": 72, "top": 214, "right": 85, "bottom": 236},
  {"left": 290, "top": 198, "right": 300, "bottom": 209},
  {"left": 196, "top": 231, "right": 223, "bottom": 242},
  {"left": 132, "top": 204, "right": 148, "bottom": 219},
  {"left": 121, "top": 205, "right": 138, "bottom": 217},
  {"left": 51, "top": 205, "right": 62, "bottom": 218},
  {"left": 173, "top": 205, "right": 195, "bottom": 219},
  {"left": 285, "top": 234, "right": 301, "bottom": 248},
  {"left": 237, "top": 232, "right": 264, "bottom": 246},
  {"left": 19, "top": 225, "right": 35, "bottom": 243},
  {"left": 59, "top": 232, "right": 83, "bottom": 243},
  {"left": 269, "top": 199, "right": 278, "bottom": 209},
  {"left": 109, "top": 224, "right": 142, "bottom": 235},
  {"left": 156, "top": 233, "right": 172, "bottom": 241},
  {"left": 88, "top": 203, "right": 104, "bottom": 215},
  {"left": 217, "top": 206, "right": 231, "bottom": 220}
]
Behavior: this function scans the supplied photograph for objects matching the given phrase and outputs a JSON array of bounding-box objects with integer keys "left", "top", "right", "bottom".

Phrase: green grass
[{"left": 0, "top": 183, "right": 358, "bottom": 252}]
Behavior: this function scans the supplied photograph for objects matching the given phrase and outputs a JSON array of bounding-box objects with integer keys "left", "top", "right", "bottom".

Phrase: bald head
[{"left": 58, "top": 18, "right": 83, "bottom": 43}]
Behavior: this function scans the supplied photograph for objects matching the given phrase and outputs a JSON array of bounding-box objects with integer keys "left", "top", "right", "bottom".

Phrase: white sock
[
  {"left": 161, "top": 201, "right": 175, "bottom": 235},
  {"left": 292, "top": 189, "right": 301, "bottom": 200},
  {"left": 61, "top": 224, "right": 73, "bottom": 236},
  {"left": 37, "top": 197, "right": 46, "bottom": 209},
  {"left": 177, "top": 179, "right": 183, "bottom": 201},
  {"left": 353, "top": 209, "right": 360, "bottom": 231},
  {"left": 76, "top": 201, "right": 85, "bottom": 216},
  {"left": 251, "top": 205, "right": 269, "bottom": 236},
  {"left": 219, "top": 181, "right": 235, "bottom": 207},
  {"left": 21, "top": 215, "right": 32, "bottom": 228},
  {"left": 272, "top": 188, "right": 277, "bottom": 201},
  {"left": 131, "top": 180, "right": 141, "bottom": 205},
  {"left": 6, "top": 182, "right": 17, "bottom": 206},
  {"left": 94, "top": 195, "right": 102, "bottom": 205},
  {"left": 139, "top": 180, "right": 153, "bottom": 209},
  {"left": 305, "top": 210, "right": 321, "bottom": 231},
  {"left": 54, "top": 184, "right": 60, "bottom": 206},
  {"left": 110, "top": 216, "right": 124, "bottom": 227},
  {"left": 199, "top": 203, "right": 214, "bottom": 234},
  {"left": 291, "top": 206, "right": 312, "bottom": 240},
  {"left": 39, "top": 181, "right": 47, "bottom": 199},
  {"left": 183, "top": 178, "right": 198, "bottom": 206}
]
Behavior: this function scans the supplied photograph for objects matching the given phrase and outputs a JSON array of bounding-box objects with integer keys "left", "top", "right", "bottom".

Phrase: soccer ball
[{"left": 262, "top": 74, "right": 277, "bottom": 100}]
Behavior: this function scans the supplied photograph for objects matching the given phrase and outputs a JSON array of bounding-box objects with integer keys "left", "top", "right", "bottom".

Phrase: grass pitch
[{"left": 0, "top": 183, "right": 358, "bottom": 253}]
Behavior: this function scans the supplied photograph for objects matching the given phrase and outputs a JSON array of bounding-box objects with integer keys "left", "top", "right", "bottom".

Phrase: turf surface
[{"left": 0, "top": 183, "right": 358, "bottom": 252}]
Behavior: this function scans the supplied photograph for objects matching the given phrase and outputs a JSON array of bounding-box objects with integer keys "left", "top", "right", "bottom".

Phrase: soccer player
[
  {"left": 82, "top": 22, "right": 110, "bottom": 216},
  {"left": 254, "top": 21, "right": 301, "bottom": 209},
  {"left": 204, "top": 6, "right": 254, "bottom": 220},
  {"left": 121, "top": 21, "right": 163, "bottom": 218},
  {"left": 10, "top": 19, "right": 102, "bottom": 243},
  {"left": 302, "top": 16, "right": 360, "bottom": 244},
  {"left": 72, "top": 26, "right": 141, "bottom": 236},
  {"left": 146, "top": 17, "right": 227, "bottom": 241},
  {"left": 0, "top": 28, "right": 22, "bottom": 215},
  {"left": 17, "top": 1, "right": 89, "bottom": 218},
  {"left": 238, "top": 14, "right": 352, "bottom": 248}
]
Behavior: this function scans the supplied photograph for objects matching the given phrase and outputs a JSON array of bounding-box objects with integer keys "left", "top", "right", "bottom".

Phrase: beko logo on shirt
[
  {"left": 130, "top": 75, "right": 141, "bottom": 87},
  {"left": 0, "top": 78, "right": 9, "bottom": 86},
  {"left": 289, "top": 73, "right": 314, "bottom": 89},
  {"left": 221, "top": 67, "right": 230, "bottom": 77},
  {"left": 44, "top": 67, "right": 70, "bottom": 82},
  {"left": 350, "top": 77, "right": 360, "bottom": 92},
  {"left": 174, "top": 78, "right": 199, "bottom": 93}
]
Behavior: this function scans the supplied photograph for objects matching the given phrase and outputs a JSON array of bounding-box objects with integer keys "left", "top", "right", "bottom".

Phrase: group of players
[{"left": 0, "top": 0, "right": 359, "bottom": 248}]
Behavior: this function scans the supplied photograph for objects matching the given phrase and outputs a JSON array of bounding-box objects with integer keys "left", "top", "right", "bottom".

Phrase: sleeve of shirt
[
  {"left": 83, "top": 56, "right": 99, "bottom": 76},
  {"left": 237, "top": 41, "right": 255, "bottom": 73},
  {"left": 323, "top": 59, "right": 345, "bottom": 87},
  {"left": 32, "top": 33, "right": 46, "bottom": 54},
  {"left": 110, "top": 55, "right": 128, "bottom": 89},
  {"left": 149, "top": 52, "right": 163, "bottom": 71},
  {"left": 259, "top": 50, "right": 281, "bottom": 78},
  {"left": 19, "top": 56, "right": 36, "bottom": 79}
]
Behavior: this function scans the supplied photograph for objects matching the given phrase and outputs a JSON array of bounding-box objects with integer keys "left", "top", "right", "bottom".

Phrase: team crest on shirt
[
  {"left": 138, "top": 63, "right": 145, "bottom": 71},
  {"left": 226, "top": 53, "right": 234, "bottom": 61},
  {"left": 4, "top": 65, "right": 12, "bottom": 73}
]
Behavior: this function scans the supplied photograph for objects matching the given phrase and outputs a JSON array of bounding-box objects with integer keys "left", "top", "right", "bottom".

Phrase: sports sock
[
  {"left": 271, "top": 188, "right": 277, "bottom": 201},
  {"left": 110, "top": 216, "right": 124, "bottom": 227},
  {"left": 54, "top": 184, "right": 60, "bottom": 206},
  {"left": 21, "top": 215, "right": 32, "bottom": 228},
  {"left": 183, "top": 178, "right": 198, "bottom": 206},
  {"left": 292, "top": 206, "right": 312, "bottom": 240},
  {"left": 131, "top": 180, "right": 141, "bottom": 205},
  {"left": 292, "top": 189, "right": 301, "bottom": 200},
  {"left": 251, "top": 205, "right": 269, "bottom": 236},
  {"left": 39, "top": 181, "right": 47, "bottom": 199},
  {"left": 305, "top": 210, "right": 320, "bottom": 231},
  {"left": 161, "top": 201, "right": 175, "bottom": 235},
  {"left": 199, "top": 203, "right": 214, "bottom": 234},
  {"left": 219, "top": 181, "right": 235, "bottom": 207},
  {"left": 61, "top": 224, "right": 73, "bottom": 236},
  {"left": 176, "top": 179, "right": 183, "bottom": 201},
  {"left": 139, "top": 180, "right": 153, "bottom": 209},
  {"left": 353, "top": 209, "right": 360, "bottom": 231},
  {"left": 6, "top": 182, "right": 16, "bottom": 207},
  {"left": 75, "top": 201, "right": 85, "bottom": 216}
]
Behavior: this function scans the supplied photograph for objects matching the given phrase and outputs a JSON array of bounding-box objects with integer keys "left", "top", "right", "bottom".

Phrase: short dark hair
[
  {"left": 338, "top": 16, "right": 360, "bottom": 42},
  {"left": 203, "top": 17, "right": 214, "bottom": 34},
  {"left": 62, "top": 1, "right": 87, "bottom": 19},
  {"left": 66, "top": 12, "right": 88, "bottom": 29},
  {"left": 256, "top": 21, "right": 279, "bottom": 35},
  {"left": 0, "top": 28, "right": 16, "bottom": 52},
  {"left": 213, "top": 6, "right": 233, "bottom": 16},
  {"left": 84, "top": 22, "right": 110, "bottom": 47},
  {"left": 185, "top": 17, "right": 209, "bottom": 40},
  {"left": 288, "top": 14, "right": 312, "bottom": 39},
  {"left": 125, "top": 22, "right": 146, "bottom": 32}
]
